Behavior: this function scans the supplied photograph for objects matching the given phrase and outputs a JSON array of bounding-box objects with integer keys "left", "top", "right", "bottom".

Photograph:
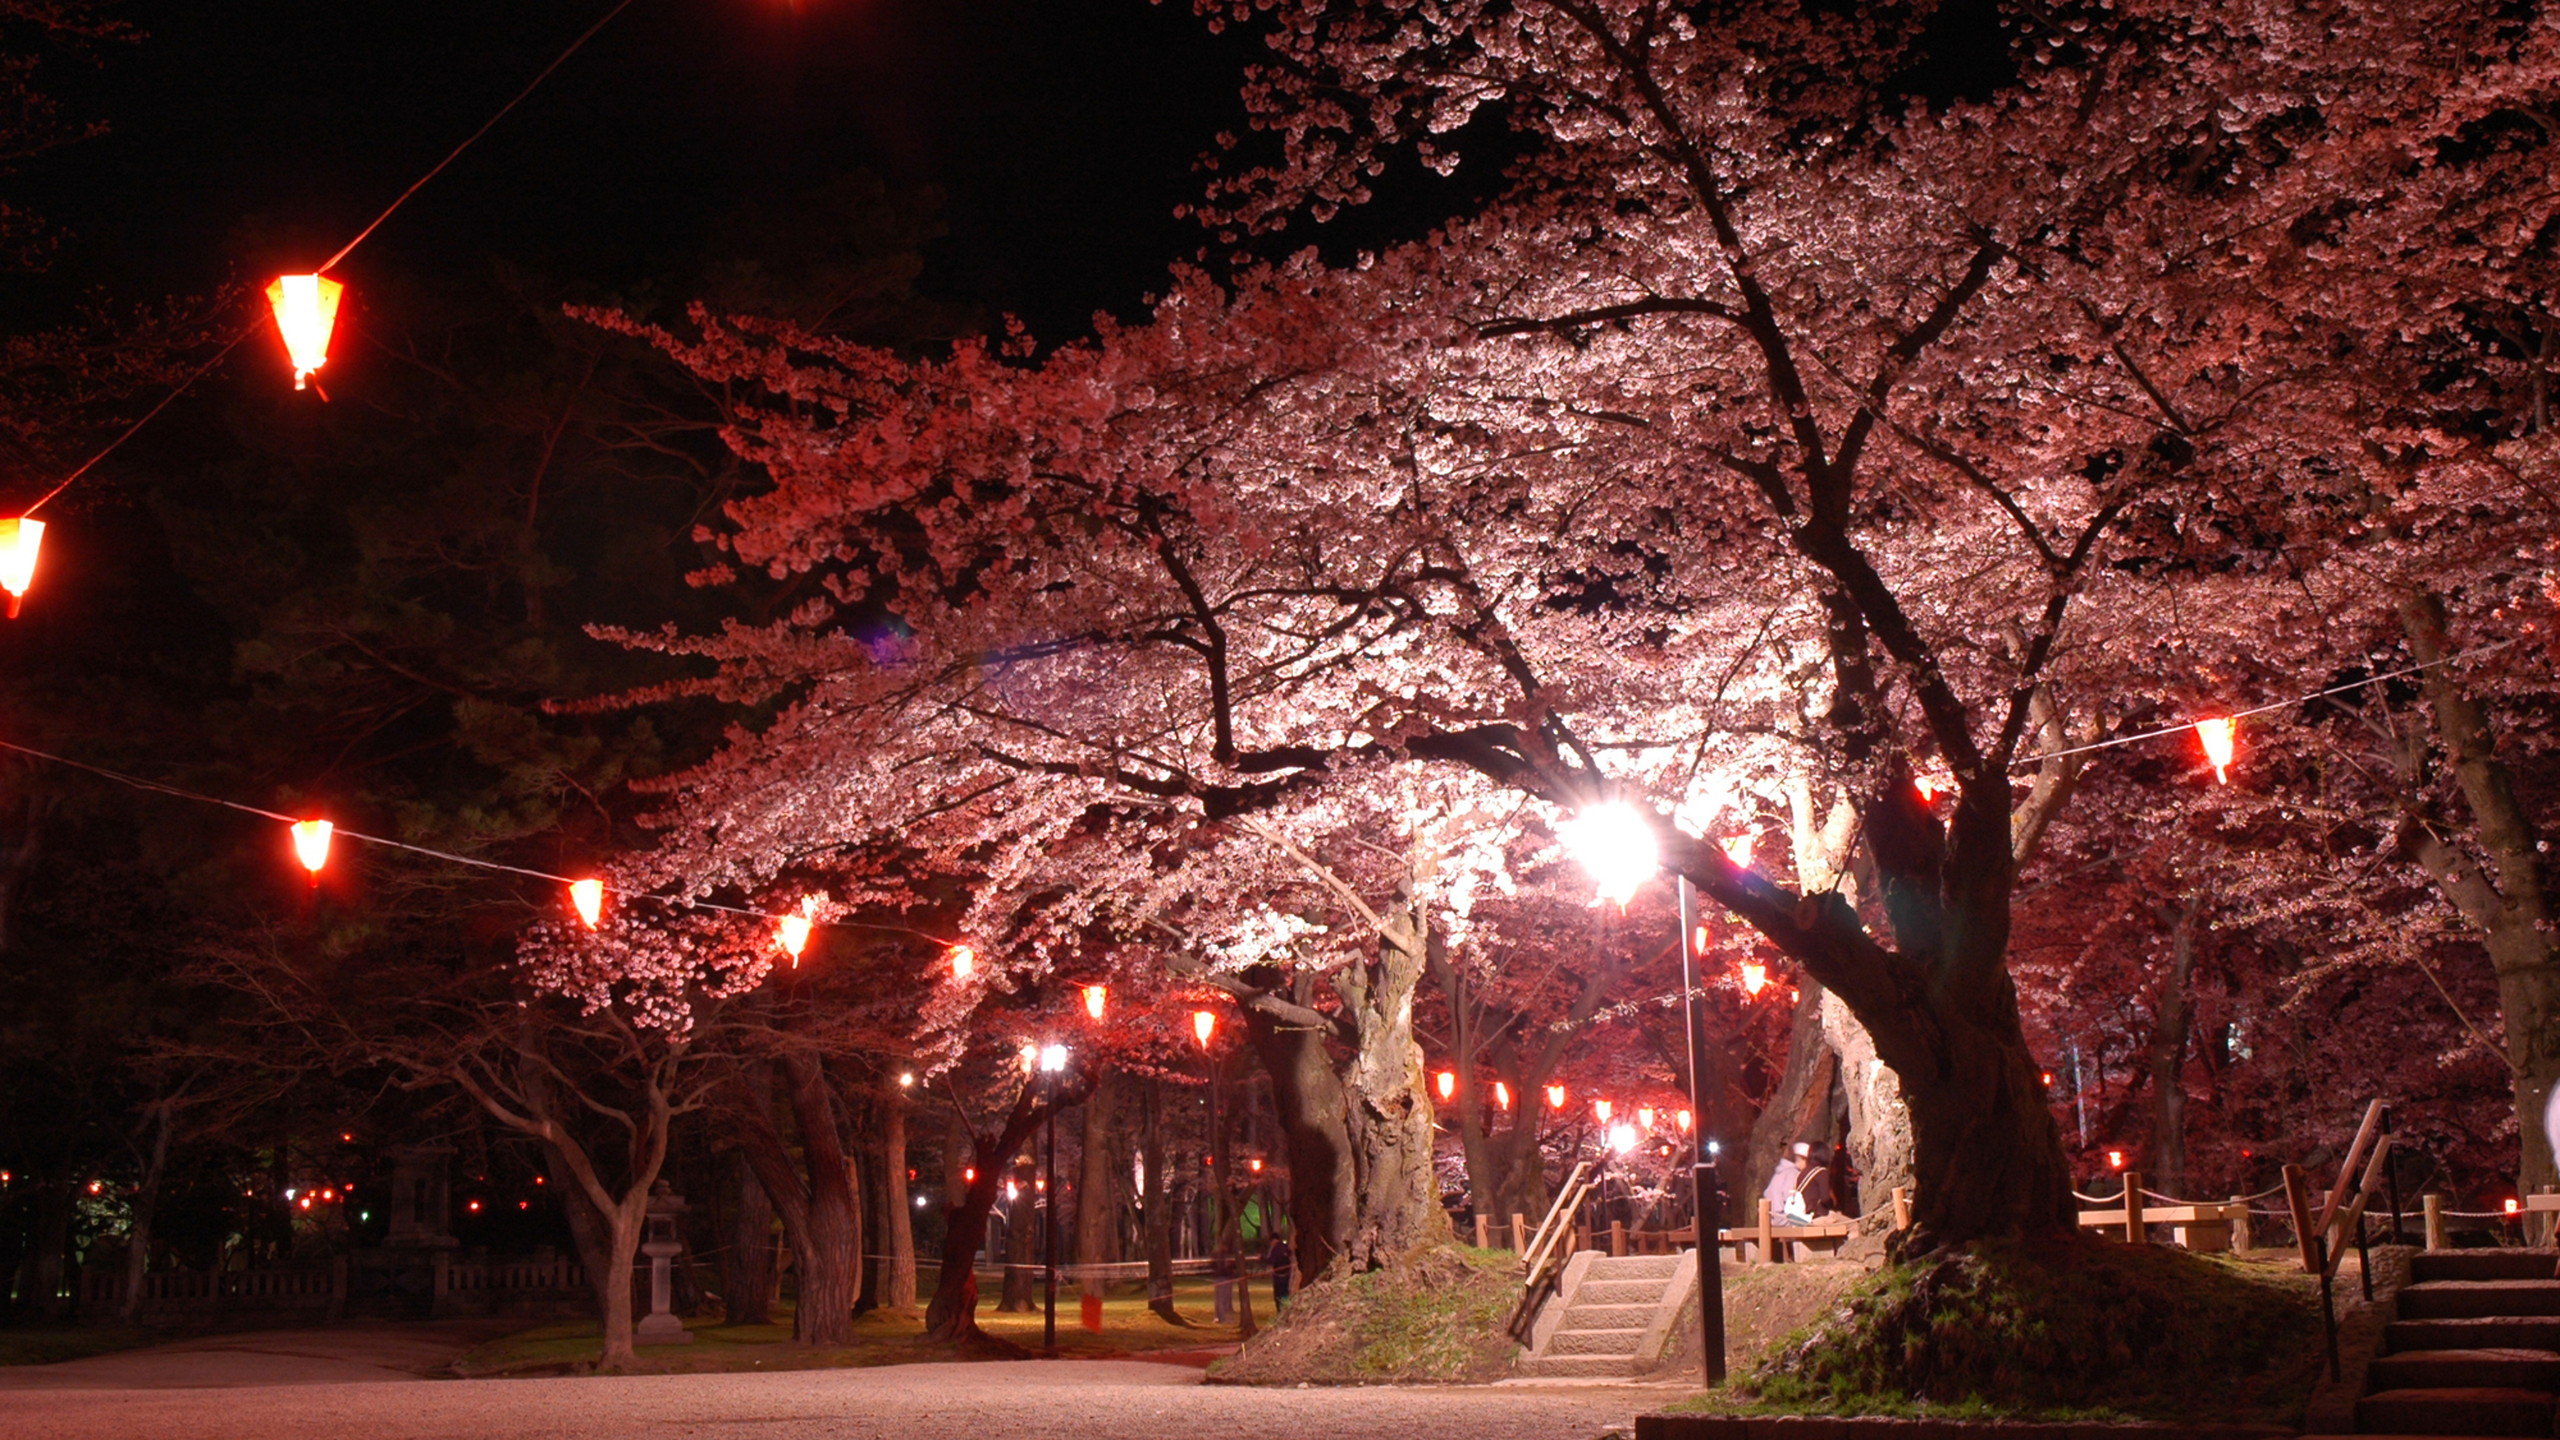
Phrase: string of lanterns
[{"left": 0, "top": 0, "right": 643, "bottom": 616}]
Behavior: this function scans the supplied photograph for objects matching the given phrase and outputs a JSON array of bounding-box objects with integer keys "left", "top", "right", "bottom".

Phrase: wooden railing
[
  {"left": 2283, "top": 1097, "right": 2393, "bottom": 1380},
  {"left": 1507, "top": 1160, "right": 1596, "bottom": 1339},
  {"left": 82, "top": 1262, "right": 340, "bottom": 1308}
]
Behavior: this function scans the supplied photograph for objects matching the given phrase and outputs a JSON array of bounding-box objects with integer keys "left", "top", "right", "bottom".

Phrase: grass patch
[
  {"left": 451, "top": 1279, "right": 1250, "bottom": 1376},
  {"left": 0, "top": 1326, "right": 156, "bottom": 1366},
  {"left": 1673, "top": 1236, "right": 2321, "bottom": 1423},
  {"left": 1209, "top": 1243, "right": 1520, "bottom": 1385}
]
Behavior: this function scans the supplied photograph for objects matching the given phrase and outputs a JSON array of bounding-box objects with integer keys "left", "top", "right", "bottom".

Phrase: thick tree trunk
[
  {"left": 29, "top": 1180, "right": 68, "bottom": 1319},
  {"left": 1140, "top": 1079, "right": 1181, "bottom": 1321},
  {"left": 1243, "top": 975, "right": 1355, "bottom": 1281},
  {"left": 1823, "top": 992, "right": 1913, "bottom": 1224},
  {"left": 117, "top": 1101, "right": 174, "bottom": 1323},
  {"left": 999, "top": 1154, "right": 1038, "bottom": 1311},
  {"left": 1744, "top": 983, "right": 1835, "bottom": 1207},
  {"left": 2400, "top": 592, "right": 2560, "bottom": 1199},
  {"left": 1076, "top": 1071, "right": 1119, "bottom": 1304},
  {"left": 1333, "top": 908, "right": 1451, "bottom": 1267},
  {"left": 2147, "top": 899, "right": 2199, "bottom": 1200},
  {"left": 728, "top": 1055, "right": 864, "bottom": 1345},
  {"left": 922, "top": 1081, "right": 1064, "bottom": 1345},
  {"left": 882, "top": 1096, "right": 916, "bottom": 1311},
  {"left": 720, "top": 1153, "right": 777, "bottom": 1326}
]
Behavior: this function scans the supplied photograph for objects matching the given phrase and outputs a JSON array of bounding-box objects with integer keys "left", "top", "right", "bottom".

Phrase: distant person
[
  {"left": 1764, "top": 1142, "right": 1807, "bottom": 1214},
  {"left": 1793, "top": 1142, "right": 1836, "bottom": 1220},
  {"left": 1266, "top": 1235, "right": 1294, "bottom": 1307}
]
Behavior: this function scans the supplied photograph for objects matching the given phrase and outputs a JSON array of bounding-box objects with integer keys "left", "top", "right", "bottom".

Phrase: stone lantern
[{"left": 636, "top": 1182, "right": 692, "bottom": 1346}]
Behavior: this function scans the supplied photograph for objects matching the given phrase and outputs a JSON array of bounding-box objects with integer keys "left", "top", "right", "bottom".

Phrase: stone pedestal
[
  {"left": 636, "top": 1184, "right": 691, "bottom": 1346},
  {"left": 385, "top": 1146, "right": 459, "bottom": 1250}
]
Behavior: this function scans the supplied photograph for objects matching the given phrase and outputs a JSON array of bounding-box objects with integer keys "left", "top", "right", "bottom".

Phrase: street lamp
[
  {"left": 1564, "top": 798, "right": 1726, "bottom": 1386},
  {"left": 1039, "top": 1042, "right": 1069, "bottom": 1349}
]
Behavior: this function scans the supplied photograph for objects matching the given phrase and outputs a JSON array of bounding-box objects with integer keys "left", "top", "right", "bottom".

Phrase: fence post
[
  {"left": 1474, "top": 1214, "right": 1489, "bottom": 1249},
  {"left": 1891, "top": 1185, "right": 1912, "bottom": 1232},
  {"left": 1756, "top": 1197, "right": 1776, "bottom": 1263},
  {"left": 1511, "top": 1213, "right": 1527, "bottom": 1253},
  {"left": 2123, "top": 1171, "right": 2145, "bottom": 1244},
  {"left": 2423, "top": 1193, "right": 2445, "bottom": 1251},
  {"left": 1610, "top": 1220, "right": 1626, "bottom": 1257},
  {"left": 2229, "top": 1195, "right": 2253, "bottom": 1254}
]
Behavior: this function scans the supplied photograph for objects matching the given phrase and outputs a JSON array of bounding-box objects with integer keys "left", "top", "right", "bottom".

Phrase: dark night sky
[{"left": 23, "top": 0, "right": 1256, "bottom": 340}]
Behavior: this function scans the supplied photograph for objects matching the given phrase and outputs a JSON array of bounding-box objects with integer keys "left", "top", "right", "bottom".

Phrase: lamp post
[
  {"left": 1677, "top": 875, "right": 1728, "bottom": 1385},
  {"left": 1562, "top": 799, "right": 1724, "bottom": 1385},
  {"left": 1039, "top": 1042, "right": 1069, "bottom": 1350}
]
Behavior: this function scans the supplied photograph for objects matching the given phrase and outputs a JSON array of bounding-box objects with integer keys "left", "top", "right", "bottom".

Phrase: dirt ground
[{"left": 1656, "top": 1259, "right": 1872, "bottom": 1378}]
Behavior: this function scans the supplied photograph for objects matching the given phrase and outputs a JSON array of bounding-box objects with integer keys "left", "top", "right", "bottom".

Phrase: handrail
[
  {"left": 2316, "top": 1099, "right": 2386, "bottom": 1248},
  {"left": 1519, "top": 1160, "right": 1593, "bottom": 1286}
]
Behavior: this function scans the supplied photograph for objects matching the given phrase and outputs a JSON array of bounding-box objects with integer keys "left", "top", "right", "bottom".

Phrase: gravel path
[{"left": 0, "top": 1357, "right": 1678, "bottom": 1440}]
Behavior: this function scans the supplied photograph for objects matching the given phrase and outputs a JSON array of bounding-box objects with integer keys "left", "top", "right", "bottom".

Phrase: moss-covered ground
[
  {"left": 1673, "top": 1237, "right": 2324, "bottom": 1424},
  {"left": 1208, "top": 1243, "right": 1520, "bottom": 1385}
]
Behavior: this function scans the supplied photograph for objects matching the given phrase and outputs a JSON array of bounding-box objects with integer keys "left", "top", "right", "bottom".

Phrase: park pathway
[{"left": 0, "top": 1336, "right": 1671, "bottom": 1440}]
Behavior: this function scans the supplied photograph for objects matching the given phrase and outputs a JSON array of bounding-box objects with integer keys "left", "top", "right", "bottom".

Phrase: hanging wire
[{"left": 18, "top": 0, "right": 644, "bottom": 517}]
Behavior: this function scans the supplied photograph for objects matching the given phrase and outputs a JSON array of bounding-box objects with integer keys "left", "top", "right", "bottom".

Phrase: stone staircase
[
  {"left": 2338, "top": 1249, "right": 2560, "bottom": 1437},
  {"left": 1517, "top": 1249, "right": 1697, "bottom": 1378}
]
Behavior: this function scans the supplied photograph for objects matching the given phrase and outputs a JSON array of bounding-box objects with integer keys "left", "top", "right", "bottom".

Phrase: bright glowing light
[
  {"left": 1720, "top": 833, "right": 1756, "bottom": 869},
  {"left": 1006, "top": 1181, "right": 1019, "bottom": 1202},
  {"left": 1593, "top": 1098, "right": 1613, "bottom": 1122},
  {"left": 1559, "top": 800, "right": 1658, "bottom": 907},
  {"left": 1494, "top": 1081, "right": 1512, "bottom": 1111},
  {"left": 1914, "top": 774, "right": 1946, "bottom": 802},
  {"left": 1019, "top": 1043, "right": 1039, "bottom": 1074},
  {"left": 1083, "top": 984, "right": 1108, "bottom": 1020},
  {"left": 898, "top": 1072, "right": 915, "bottom": 1088},
  {"left": 2040, "top": 1071, "right": 2054, "bottom": 1087},
  {"left": 1039, "top": 1043, "right": 1069, "bottom": 1074},
  {"left": 265, "top": 273, "right": 345, "bottom": 391},
  {"left": 1707, "top": 1139, "right": 1721, "bottom": 1156},
  {"left": 1546, "top": 1083, "right": 1566, "bottom": 1110},
  {"left": 290, "top": 819, "right": 332, "bottom": 880},
  {"left": 569, "top": 878, "right": 604, "bottom": 928},
  {"left": 965, "top": 1167, "right": 977, "bottom": 1184},
  {"left": 1607, "top": 1124, "right": 1639, "bottom": 1154},
  {"left": 1740, "top": 961, "right": 1767, "bottom": 997},
  {"left": 1690, "top": 924, "right": 1710, "bottom": 958},
  {"left": 2106, "top": 1149, "right": 2125, "bottom": 1170},
  {"left": 0, "top": 517, "right": 43, "bottom": 618},
  {"left": 1637, "top": 1106, "right": 1656, "bottom": 1130},
  {"left": 2195, "top": 717, "right": 2237, "bottom": 784},
  {"left": 1248, "top": 1157, "right": 1264, "bottom": 1173},
  {"left": 2508, "top": 1197, "right": 2523, "bottom": 1216},
  {"left": 466, "top": 1199, "right": 481, "bottom": 1213},
  {"left": 915, "top": 1195, "right": 928, "bottom": 1207},
  {"left": 1434, "top": 1070, "right": 1457, "bottom": 1102},
  {"left": 1676, "top": 1109, "right": 1693, "bottom": 1133},
  {"left": 775, "top": 899, "right": 816, "bottom": 964},
  {"left": 1193, "top": 1009, "right": 1217, "bottom": 1049},
  {"left": 950, "top": 944, "right": 976, "bottom": 980}
]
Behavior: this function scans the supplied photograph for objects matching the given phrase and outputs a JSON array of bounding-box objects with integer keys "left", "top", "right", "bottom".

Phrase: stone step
[
  {"left": 1557, "top": 1302, "right": 1659, "bottom": 1330},
  {"left": 1548, "top": 1326, "right": 1648, "bottom": 1357},
  {"left": 1574, "top": 1279, "right": 1673, "bottom": 1306},
  {"left": 1583, "top": 1253, "right": 1679, "bottom": 1279},
  {"left": 2398, "top": 1282, "right": 2560, "bottom": 1320},
  {"left": 2393, "top": 1317, "right": 2560, "bottom": 1354},
  {"left": 1515, "top": 1352, "right": 1642, "bottom": 1378},
  {"left": 2413, "top": 1252, "right": 2560, "bottom": 1285},
  {"left": 2354, "top": 1387, "right": 2558, "bottom": 1437},
  {"left": 2371, "top": 1349, "right": 2560, "bottom": 1391}
]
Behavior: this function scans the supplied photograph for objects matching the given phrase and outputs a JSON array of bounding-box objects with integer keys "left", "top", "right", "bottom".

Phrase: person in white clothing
[{"left": 1764, "top": 1141, "right": 1810, "bottom": 1213}]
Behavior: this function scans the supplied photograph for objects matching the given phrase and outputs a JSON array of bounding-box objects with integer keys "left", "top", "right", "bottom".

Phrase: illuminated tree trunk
[
  {"left": 1334, "top": 905, "right": 1451, "bottom": 1266},
  {"left": 2400, "top": 592, "right": 2560, "bottom": 1200},
  {"left": 998, "top": 1155, "right": 1038, "bottom": 1311},
  {"left": 922, "top": 1080, "right": 1073, "bottom": 1346},
  {"left": 1076, "top": 1071, "right": 1119, "bottom": 1308},
  {"left": 1241, "top": 975, "right": 1354, "bottom": 1284},
  {"left": 729, "top": 1055, "right": 863, "bottom": 1345},
  {"left": 1140, "top": 1079, "right": 1183, "bottom": 1320},
  {"left": 882, "top": 1096, "right": 916, "bottom": 1311},
  {"left": 1743, "top": 984, "right": 1834, "bottom": 1208},
  {"left": 2146, "top": 899, "right": 2199, "bottom": 1200}
]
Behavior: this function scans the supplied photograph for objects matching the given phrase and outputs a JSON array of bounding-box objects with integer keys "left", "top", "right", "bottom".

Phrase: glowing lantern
[
  {"left": 568, "top": 878, "right": 604, "bottom": 928},
  {"left": 2106, "top": 1149, "right": 2125, "bottom": 1170},
  {"left": 1494, "top": 1081, "right": 1512, "bottom": 1111},
  {"left": 2194, "top": 717, "right": 2237, "bottom": 784},
  {"left": 1593, "top": 1098, "right": 1613, "bottom": 1122},
  {"left": 265, "top": 274, "right": 345, "bottom": 391},
  {"left": 775, "top": 900, "right": 815, "bottom": 965},
  {"left": 1546, "top": 1084, "right": 1567, "bottom": 1110},
  {"left": 1559, "top": 800, "right": 1658, "bottom": 907},
  {"left": 0, "top": 517, "right": 42, "bottom": 618},
  {"left": 2507, "top": 1197, "right": 2523, "bottom": 1216},
  {"left": 1676, "top": 1109, "right": 1694, "bottom": 1133},
  {"left": 1083, "top": 984, "right": 1108, "bottom": 1021},
  {"left": 1691, "top": 924, "right": 1710, "bottom": 958},
  {"left": 2040, "top": 1071, "right": 2054, "bottom": 1087},
  {"left": 289, "top": 819, "right": 332, "bottom": 882},
  {"left": 1435, "top": 1070, "right": 1457, "bottom": 1102},
  {"left": 1248, "top": 1157, "right": 1264, "bottom": 1174},
  {"left": 1914, "top": 774, "right": 1946, "bottom": 802},
  {"left": 1740, "top": 961, "right": 1768, "bottom": 996},
  {"left": 950, "top": 944, "right": 976, "bottom": 980},
  {"left": 1607, "top": 1124, "right": 1638, "bottom": 1154},
  {"left": 1019, "top": 1043, "right": 1039, "bottom": 1074},
  {"left": 1720, "top": 833, "right": 1756, "bottom": 868},
  {"left": 1637, "top": 1106, "right": 1656, "bottom": 1130},
  {"left": 1193, "top": 1009, "right": 1218, "bottom": 1049},
  {"left": 1039, "top": 1043, "right": 1069, "bottom": 1074}
]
